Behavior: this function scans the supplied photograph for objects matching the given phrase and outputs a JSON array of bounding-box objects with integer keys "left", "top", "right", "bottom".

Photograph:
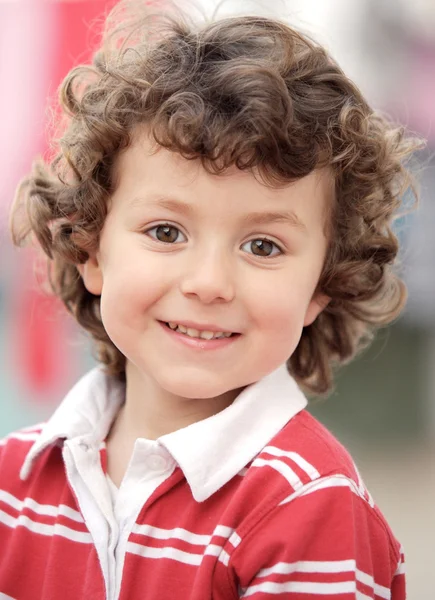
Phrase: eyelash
[{"left": 144, "top": 223, "right": 284, "bottom": 258}]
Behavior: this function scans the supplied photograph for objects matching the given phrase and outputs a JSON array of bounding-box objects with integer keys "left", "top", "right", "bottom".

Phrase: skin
[{"left": 80, "top": 130, "right": 332, "bottom": 484}]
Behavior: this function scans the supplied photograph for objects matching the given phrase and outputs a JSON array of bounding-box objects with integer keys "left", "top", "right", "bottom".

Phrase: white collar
[{"left": 20, "top": 365, "right": 307, "bottom": 501}]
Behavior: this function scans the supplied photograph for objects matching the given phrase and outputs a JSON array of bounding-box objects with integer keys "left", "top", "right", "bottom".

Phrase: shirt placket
[
  {"left": 112, "top": 439, "right": 177, "bottom": 599},
  {"left": 63, "top": 438, "right": 119, "bottom": 600},
  {"left": 63, "top": 437, "right": 177, "bottom": 600}
]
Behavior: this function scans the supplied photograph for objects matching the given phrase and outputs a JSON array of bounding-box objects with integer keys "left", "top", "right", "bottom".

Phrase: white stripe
[
  {"left": 357, "top": 569, "right": 390, "bottom": 599},
  {"left": 132, "top": 524, "right": 210, "bottom": 545},
  {"left": 374, "top": 584, "right": 390, "bottom": 599},
  {"left": 353, "top": 463, "right": 368, "bottom": 496},
  {"left": 394, "top": 550, "right": 405, "bottom": 576},
  {"left": 229, "top": 531, "right": 242, "bottom": 548},
  {"left": 127, "top": 541, "right": 202, "bottom": 565},
  {"left": 257, "top": 559, "right": 356, "bottom": 578},
  {"left": 357, "top": 569, "right": 375, "bottom": 588},
  {"left": 0, "top": 489, "right": 84, "bottom": 523},
  {"left": 356, "top": 593, "right": 372, "bottom": 600},
  {"left": 128, "top": 525, "right": 235, "bottom": 566},
  {"left": 366, "top": 490, "right": 375, "bottom": 508},
  {"left": 214, "top": 524, "right": 234, "bottom": 538},
  {"left": 262, "top": 446, "right": 320, "bottom": 479},
  {"left": 0, "top": 593, "right": 17, "bottom": 600},
  {"left": 204, "top": 544, "right": 225, "bottom": 557},
  {"left": 242, "top": 580, "right": 356, "bottom": 596},
  {"left": 353, "top": 462, "right": 375, "bottom": 508},
  {"left": 252, "top": 458, "right": 303, "bottom": 490},
  {"left": 0, "top": 508, "right": 92, "bottom": 543},
  {"left": 254, "top": 560, "right": 389, "bottom": 599},
  {"left": 280, "top": 474, "right": 368, "bottom": 506},
  {"left": 128, "top": 541, "right": 229, "bottom": 565},
  {"left": 132, "top": 523, "right": 234, "bottom": 546}
]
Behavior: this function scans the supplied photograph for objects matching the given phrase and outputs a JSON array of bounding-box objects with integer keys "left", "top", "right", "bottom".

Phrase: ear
[
  {"left": 303, "top": 293, "right": 330, "bottom": 327},
  {"left": 77, "top": 254, "right": 103, "bottom": 296}
]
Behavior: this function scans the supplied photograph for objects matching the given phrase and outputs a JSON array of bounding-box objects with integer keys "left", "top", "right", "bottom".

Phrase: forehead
[{"left": 111, "top": 131, "right": 334, "bottom": 229}]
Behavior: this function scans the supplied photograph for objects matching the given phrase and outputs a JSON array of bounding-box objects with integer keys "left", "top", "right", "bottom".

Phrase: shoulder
[
  {"left": 0, "top": 423, "right": 81, "bottom": 537},
  {"left": 0, "top": 423, "right": 54, "bottom": 499},
  {"left": 225, "top": 412, "right": 405, "bottom": 596},
  {"left": 0, "top": 423, "right": 45, "bottom": 469},
  {"left": 247, "top": 410, "right": 368, "bottom": 499},
  {"left": 233, "top": 409, "right": 401, "bottom": 559},
  {"left": 275, "top": 409, "right": 359, "bottom": 473},
  {"left": 274, "top": 409, "right": 365, "bottom": 477}
]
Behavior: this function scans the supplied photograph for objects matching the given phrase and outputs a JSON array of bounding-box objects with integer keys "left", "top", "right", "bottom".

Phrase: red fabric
[{"left": 0, "top": 411, "right": 405, "bottom": 599}]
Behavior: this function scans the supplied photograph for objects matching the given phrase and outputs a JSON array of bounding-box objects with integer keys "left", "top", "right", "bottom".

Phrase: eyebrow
[
  {"left": 129, "top": 196, "right": 194, "bottom": 217},
  {"left": 240, "top": 210, "right": 307, "bottom": 233},
  {"left": 130, "top": 196, "right": 307, "bottom": 233}
]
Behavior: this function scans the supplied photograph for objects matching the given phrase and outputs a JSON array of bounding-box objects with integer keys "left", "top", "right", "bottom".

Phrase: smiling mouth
[{"left": 162, "top": 321, "right": 238, "bottom": 341}]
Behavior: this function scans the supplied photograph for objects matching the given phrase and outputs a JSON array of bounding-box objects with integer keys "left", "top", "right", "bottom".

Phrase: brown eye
[
  {"left": 146, "top": 224, "right": 186, "bottom": 244},
  {"left": 243, "top": 238, "right": 281, "bottom": 257}
]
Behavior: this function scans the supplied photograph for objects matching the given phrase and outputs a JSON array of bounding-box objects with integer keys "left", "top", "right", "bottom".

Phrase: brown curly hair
[{"left": 10, "top": 0, "right": 424, "bottom": 395}]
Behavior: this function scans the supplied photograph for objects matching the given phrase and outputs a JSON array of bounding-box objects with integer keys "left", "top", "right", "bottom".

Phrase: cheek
[
  {"left": 251, "top": 279, "right": 311, "bottom": 325},
  {"left": 248, "top": 276, "right": 314, "bottom": 348},
  {"left": 262, "top": 302, "right": 304, "bottom": 352},
  {"left": 99, "top": 255, "right": 166, "bottom": 333}
]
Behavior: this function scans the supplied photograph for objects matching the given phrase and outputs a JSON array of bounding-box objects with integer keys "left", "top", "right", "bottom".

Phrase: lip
[
  {"left": 159, "top": 319, "right": 238, "bottom": 334},
  {"left": 158, "top": 320, "right": 241, "bottom": 350}
]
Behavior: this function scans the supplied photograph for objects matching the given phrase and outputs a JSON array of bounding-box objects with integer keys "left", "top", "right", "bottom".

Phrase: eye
[
  {"left": 241, "top": 238, "right": 283, "bottom": 258},
  {"left": 145, "top": 224, "right": 187, "bottom": 244}
]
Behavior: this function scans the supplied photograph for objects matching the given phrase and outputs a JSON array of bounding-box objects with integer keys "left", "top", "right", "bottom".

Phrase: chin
[{"left": 158, "top": 370, "right": 233, "bottom": 400}]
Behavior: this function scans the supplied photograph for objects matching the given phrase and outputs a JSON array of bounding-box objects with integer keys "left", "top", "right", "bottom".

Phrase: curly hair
[{"left": 10, "top": 0, "right": 424, "bottom": 395}]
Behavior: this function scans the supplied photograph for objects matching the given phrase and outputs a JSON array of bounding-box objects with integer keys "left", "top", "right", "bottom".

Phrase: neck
[
  {"left": 105, "top": 362, "right": 243, "bottom": 487},
  {"left": 110, "top": 361, "right": 241, "bottom": 443}
]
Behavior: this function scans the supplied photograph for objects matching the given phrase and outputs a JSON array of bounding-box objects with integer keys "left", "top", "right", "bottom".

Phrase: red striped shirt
[{"left": 0, "top": 367, "right": 405, "bottom": 599}]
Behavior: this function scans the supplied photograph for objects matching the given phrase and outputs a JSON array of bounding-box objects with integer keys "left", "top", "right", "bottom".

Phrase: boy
[{"left": 1, "top": 1, "right": 422, "bottom": 598}]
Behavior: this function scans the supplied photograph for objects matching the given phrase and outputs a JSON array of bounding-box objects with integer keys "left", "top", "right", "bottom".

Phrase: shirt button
[
  {"left": 146, "top": 454, "right": 168, "bottom": 471},
  {"left": 79, "top": 441, "right": 90, "bottom": 451}
]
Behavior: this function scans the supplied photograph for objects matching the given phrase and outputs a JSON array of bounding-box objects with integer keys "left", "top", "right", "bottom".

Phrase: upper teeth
[{"left": 167, "top": 322, "right": 233, "bottom": 340}]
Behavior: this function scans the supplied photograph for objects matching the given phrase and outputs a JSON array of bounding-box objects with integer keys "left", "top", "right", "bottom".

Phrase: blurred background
[{"left": 0, "top": 0, "right": 434, "bottom": 596}]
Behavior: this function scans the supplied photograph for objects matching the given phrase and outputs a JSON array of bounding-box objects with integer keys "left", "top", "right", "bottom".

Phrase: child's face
[{"left": 81, "top": 131, "right": 331, "bottom": 400}]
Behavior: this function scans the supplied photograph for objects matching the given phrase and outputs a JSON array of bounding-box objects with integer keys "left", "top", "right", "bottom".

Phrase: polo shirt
[{"left": 0, "top": 365, "right": 405, "bottom": 599}]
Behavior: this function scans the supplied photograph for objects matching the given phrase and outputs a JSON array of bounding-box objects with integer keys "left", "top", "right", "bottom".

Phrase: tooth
[
  {"left": 199, "top": 331, "right": 215, "bottom": 340},
  {"left": 213, "top": 332, "right": 225, "bottom": 339},
  {"left": 186, "top": 328, "right": 199, "bottom": 338},
  {"left": 168, "top": 322, "right": 178, "bottom": 330},
  {"left": 223, "top": 332, "right": 233, "bottom": 338},
  {"left": 178, "top": 324, "right": 187, "bottom": 333}
]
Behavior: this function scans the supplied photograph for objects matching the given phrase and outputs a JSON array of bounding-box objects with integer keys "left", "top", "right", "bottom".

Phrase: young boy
[{"left": 1, "top": 1, "right": 421, "bottom": 598}]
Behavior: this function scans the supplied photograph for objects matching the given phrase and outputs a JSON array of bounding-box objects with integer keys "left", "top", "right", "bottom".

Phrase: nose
[{"left": 179, "top": 248, "right": 235, "bottom": 304}]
